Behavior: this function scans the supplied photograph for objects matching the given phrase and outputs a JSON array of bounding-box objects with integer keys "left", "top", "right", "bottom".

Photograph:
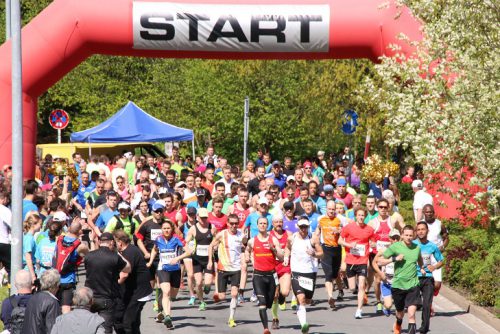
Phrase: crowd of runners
[{"left": 0, "top": 146, "right": 449, "bottom": 334}]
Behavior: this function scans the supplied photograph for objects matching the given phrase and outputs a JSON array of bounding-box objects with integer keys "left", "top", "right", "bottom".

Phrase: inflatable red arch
[{"left": 4, "top": 0, "right": 451, "bottom": 208}]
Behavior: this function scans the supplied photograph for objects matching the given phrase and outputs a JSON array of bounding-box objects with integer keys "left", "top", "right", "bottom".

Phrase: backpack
[
  {"left": 8, "top": 296, "right": 27, "bottom": 334},
  {"left": 52, "top": 235, "right": 82, "bottom": 275},
  {"left": 114, "top": 215, "right": 136, "bottom": 235}
]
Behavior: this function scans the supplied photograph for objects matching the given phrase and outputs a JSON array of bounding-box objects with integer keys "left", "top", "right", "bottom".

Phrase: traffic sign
[
  {"left": 342, "top": 109, "right": 358, "bottom": 135},
  {"left": 49, "top": 109, "right": 69, "bottom": 130}
]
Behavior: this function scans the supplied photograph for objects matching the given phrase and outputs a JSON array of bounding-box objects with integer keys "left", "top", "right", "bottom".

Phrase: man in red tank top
[
  {"left": 207, "top": 196, "right": 228, "bottom": 232},
  {"left": 245, "top": 217, "right": 284, "bottom": 334}
]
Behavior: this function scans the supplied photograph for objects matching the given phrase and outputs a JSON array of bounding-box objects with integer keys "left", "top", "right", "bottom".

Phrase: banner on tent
[{"left": 133, "top": 2, "right": 330, "bottom": 52}]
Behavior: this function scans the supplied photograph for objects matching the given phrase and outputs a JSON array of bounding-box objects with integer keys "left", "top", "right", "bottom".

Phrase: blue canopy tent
[{"left": 70, "top": 101, "right": 195, "bottom": 157}]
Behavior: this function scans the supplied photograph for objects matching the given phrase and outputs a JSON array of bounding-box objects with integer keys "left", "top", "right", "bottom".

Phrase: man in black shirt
[
  {"left": 115, "top": 230, "right": 153, "bottom": 334},
  {"left": 85, "top": 232, "right": 131, "bottom": 334},
  {"left": 247, "top": 165, "right": 266, "bottom": 196}
]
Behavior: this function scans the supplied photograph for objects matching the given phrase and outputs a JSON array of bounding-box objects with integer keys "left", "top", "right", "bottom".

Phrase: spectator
[
  {"left": 50, "top": 287, "right": 105, "bottom": 334},
  {"left": 22, "top": 269, "right": 61, "bottom": 334},
  {"left": 23, "top": 212, "right": 42, "bottom": 283},
  {"left": 0, "top": 191, "right": 12, "bottom": 271},
  {"left": 412, "top": 180, "right": 433, "bottom": 223},
  {"left": 0, "top": 270, "right": 33, "bottom": 332},
  {"left": 23, "top": 180, "right": 40, "bottom": 220},
  {"left": 401, "top": 166, "right": 415, "bottom": 184}
]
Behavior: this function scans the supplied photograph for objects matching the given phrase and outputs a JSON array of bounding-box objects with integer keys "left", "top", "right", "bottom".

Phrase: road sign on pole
[{"left": 49, "top": 109, "right": 69, "bottom": 144}]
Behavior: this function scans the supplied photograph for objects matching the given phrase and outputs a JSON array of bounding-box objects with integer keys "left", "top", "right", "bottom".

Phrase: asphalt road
[{"left": 139, "top": 269, "right": 481, "bottom": 334}]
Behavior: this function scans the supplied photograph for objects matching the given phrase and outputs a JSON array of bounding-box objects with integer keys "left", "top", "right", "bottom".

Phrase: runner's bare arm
[
  {"left": 372, "top": 252, "right": 386, "bottom": 279},
  {"left": 207, "top": 232, "right": 223, "bottom": 270},
  {"left": 311, "top": 235, "right": 324, "bottom": 259},
  {"left": 244, "top": 238, "right": 254, "bottom": 263}
]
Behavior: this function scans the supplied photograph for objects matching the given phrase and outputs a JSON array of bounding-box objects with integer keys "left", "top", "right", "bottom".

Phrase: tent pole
[
  {"left": 191, "top": 138, "right": 195, "bottom": 162},
  {"left": 88, "top": 136, "right": 92, "bottom": 158}
]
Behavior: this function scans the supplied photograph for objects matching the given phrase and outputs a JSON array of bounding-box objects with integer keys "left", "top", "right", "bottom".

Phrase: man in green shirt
[{"left": 380, "top": 225, "right": 426, "bottom": 334}]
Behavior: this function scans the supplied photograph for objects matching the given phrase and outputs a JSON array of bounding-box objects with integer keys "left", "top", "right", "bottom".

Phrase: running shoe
[
  {"left": 188, "top": 296, "right": 196, "bottom": 306},
  {"left": 250, "top": 292, "right": 258, "bottom": 302},
  {"left": 271, "top": 318, "right": 280, "bottom": 330},
  {"left": 393, "top": 322, "right": 402, "bottom": 334},
  {"left": 355, "top": 309, "right": 363, "bottom": 319},
  {"left": 155, "top": 312, "right": 164, "bottom": 323},
  {"left": 363, "top": 294, "right": 369, "bottom": 305},
  {"left": 198, "top": 301, "right": 207, "bottom": 311},
  {"left": 237, "top": 293, "right": 245, "bottom": 304},
  {"left": 291, "top": 299, "right": 298, "bottom": 311},
  {"left": 301, "top": 322, "right": 310, "bottom": 334},
  {"left": 337, "top": 290, "right": 344, "bottom": 301},
  {"left": 328, "top": 297, "right": 336, "bottom": 310},
  {"left": 376, "top": 302, "right": 383, "bottom": 314},
  {"left": 278, "top": 302, "right": 286, "bottom": 311},
  {"left": 228, "top": 318, "right": 237, "bottom": 328},
  {"left": 163, "top": 315, "right": 174, "bottom": 330},
  {"left": 383, "top": 307, "right": 391, "bottom": 317}
]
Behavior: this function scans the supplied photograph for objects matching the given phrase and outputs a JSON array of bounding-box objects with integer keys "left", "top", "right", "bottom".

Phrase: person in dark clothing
[
  {"left": 21, "top": 269, "right": 61, "bottom": 334},
  {"left": 114, "top": 230, "right": 153, "bottom": 334},
  {"left": 247, "top": 166, "right": 266, "bottom": 197},
  {"left": 85, "top": 232, "right": 131, "bottom": 334},
  {"left": 0, "top": 270, "right": 32, "bottom": 332}
]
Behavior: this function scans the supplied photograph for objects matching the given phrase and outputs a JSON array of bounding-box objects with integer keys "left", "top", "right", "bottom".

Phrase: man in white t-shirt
[
  {"left": 412, "top": 180, "right": 433, "bottom": 223},
  {"left": 0, "top": 192, "right": 12, "bottom": 271}
]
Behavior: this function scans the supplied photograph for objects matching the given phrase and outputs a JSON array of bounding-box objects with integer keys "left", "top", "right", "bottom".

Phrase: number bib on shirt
[
  {"left": 297, "top": 276, "right": 314, "bottom": 291},
  {"left": 376, "top": 241, "right": 391, "bottom": 252},
  {"left": 160, "top": 252, "right": 176, "bottom": 266},
  {"left": 150, "top": 229, "right": 162, "bottom": 241},
  {"left": 196, "top": 244, "right": 209, "bottom": 257},
  {"left": 422, "top": 254, "right": 432, "bottom": 267},
  {"left": 385, "top": 262, "right": 395, "bottom": 276},
  {"left": 350, "top": 244, "right": 366, "bottom": 256}
]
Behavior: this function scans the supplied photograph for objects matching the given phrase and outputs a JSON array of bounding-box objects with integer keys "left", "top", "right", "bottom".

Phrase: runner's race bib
[
  {"left": 422, "top": 253, "right": 432, "bottom": 267},
  {"left": 160, "top": 252, "right": 176, "bottom": 266},
  {"left": 196, "top": 244, "right": 209, "bottom": 257},
  {"left": 350, "top": 244, "right": 366, "bottom": 256},
  {"left": 298, "top": 276, "right": 314, "bottom": 291},
  {"left": 376, "top": 241, "right": 391, "bottom": 252},
  {"left": 150, "top": 229, "right": 162, "bottom": 241},
  {"left": 385, "top": 262, "right": 395, "bottom": 276}
]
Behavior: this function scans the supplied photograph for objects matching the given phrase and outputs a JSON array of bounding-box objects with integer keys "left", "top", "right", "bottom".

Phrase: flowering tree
[{"left": 362, "top": 0, "right": 499, "bottom": 224}]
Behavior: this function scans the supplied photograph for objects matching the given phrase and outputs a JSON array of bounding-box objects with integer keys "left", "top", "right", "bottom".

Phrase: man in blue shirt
[
  {"left": 414, "top": 221, "right": 444, "bottom": 334},
  {"left": 93, "top": 191, "right": 119, "bottom": 234},
  {"left": 301, "top": 198, "right": 320, "bottom": 233},
  {"left": 72, "top": 171, "right": 95, "bottom": 213},
  {"left": 308, "top": 181, "right": 326, "bottom": 215},
  {"left": 244, "top": 197, "right": 272, "bottom": 238},
  {"left": 22, "top": 179, "right": 40, "bottom": 220},
  {"left": 264, "top": 161, "right": 287, "bottom": 191}
]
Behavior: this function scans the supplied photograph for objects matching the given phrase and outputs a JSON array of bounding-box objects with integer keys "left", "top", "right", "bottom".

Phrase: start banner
[{"left": 133, "top": 2, "right": 330, "bottom": 52}]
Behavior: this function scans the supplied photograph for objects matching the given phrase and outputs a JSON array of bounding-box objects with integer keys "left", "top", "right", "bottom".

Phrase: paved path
[{"left": 139, "top": 269, "right": 494, "bottom": 334}]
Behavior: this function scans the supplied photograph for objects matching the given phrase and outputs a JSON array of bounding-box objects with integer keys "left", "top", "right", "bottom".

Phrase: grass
[{"left": 0, "top": 285, "right": 8, "bottom": 331}]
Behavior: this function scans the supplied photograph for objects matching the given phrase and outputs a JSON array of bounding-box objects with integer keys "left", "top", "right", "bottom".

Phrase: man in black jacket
[
  {"left": 114, "top": 230, "right": 153, "bottom": 334},
  {"left": 1, "top": 270, "right": 32, "bottom": 332},
  {"left": 22, "top": 269, "right": 61, "bottom": 334}
]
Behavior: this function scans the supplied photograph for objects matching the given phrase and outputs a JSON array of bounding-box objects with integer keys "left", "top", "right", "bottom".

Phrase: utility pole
[{"left": 243, "top": 97, "right": 249, "bottom": 168}]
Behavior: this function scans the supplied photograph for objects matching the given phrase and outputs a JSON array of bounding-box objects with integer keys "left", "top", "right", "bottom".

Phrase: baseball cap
[
  {"left": 286, "top": 175, "right": 295, "bottom": 182},
  {"left": 317, "top": 150, "right": 325, "bottom": 157},
  {"left": 53, "top": 211, "right": 68, "bottom": 222},
  {"left": 198, "top": 208, "right": 209, "bottom": 218},
  {"left": 272, "top": 160, "right": 281, "bottom": 166},
  {"left": 390, "top": 229, "right": 400, "bottom": 237},
  {"left": 258, "top": 197, "right": 269, "bottom": 206},
  {"left": 118, "top": 202, "right": 130, "bottom": 210},
  {"left": 323, "top": 184, "right": 334, "bottom": 192},
  {"left": 283, "top": 201, "right": 294, "bottom": 211},
  {"left": 123, "top": 152, "right": 132, "bottom": 159},
  {"left": 187, "top": 207, "right": 197, "bottom": 216},
  {"left": 297, "top": 216, "right": 311, "bottom": 227},
  {"left": 100, "top": 232, "right": 114, "bottom": 241},
  {"left": 196, "top": 188, "right": 206, "bottom": 197},
  {"left": 158, "top": 187, "right": 168, "bottom": 195},
  {"left": 175, "top": 181, "right": 187, "bottom": 188},
  {"left": 412, "top": 180, "right": 423, "bottom": 188},
  {"left": 303, "top": 161, "right": 312, "bottom": 168},
  {"left": 152, "top": 200, "right": 166, "bottom": 211},
  {"left": 336, "top": 178, "right": 347, "bottom": 186}
]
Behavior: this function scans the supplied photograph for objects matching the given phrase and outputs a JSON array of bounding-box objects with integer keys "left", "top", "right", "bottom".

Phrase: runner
[
  {"left": 414, "top": 221, "right": 444, "bottom": 334},
  {"left": 104, "top": 202, "right": 140, "bottom": 240},
  {"left": 180, "top": 207, "right": 198, "bottom": 305},
  {"left": 207, "top": 214, "right": 245, "bottom": 328},
  {"left": 372, "top": 229, "right": 401, "bottom": 316},
  {"left": 244, "top": 217, "right": 284, "bottom": 334},
  {"left": 147, "top": 220, "right": 192, "bottom": 330},
  {"left": 339, "top": 207, "right": 377, "bottom": 319},
  {"left": 368, "top": 198, "right": 394, "bottom": 314},
  {"left": 184, "top": 207, "right": 217, "bottom": 311},
  {"left": 286, "top": 216, "right": 323, "bottom": 334},
  {"left": 315, "top": 200, "right": 343, "bottom": 309},
  {"left": 269, "top": 213, "right": 292, "bottom": 329},
  {"left": 207, "top": 196, "right": 228, "bottom": 232},
  {"left": 380, "top": 225, "right": 426, "bottom": 334}
]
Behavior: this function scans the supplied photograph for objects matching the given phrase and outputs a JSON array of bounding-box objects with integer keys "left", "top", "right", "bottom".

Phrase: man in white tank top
[
  {"left": 285, "top": 217, "right": 323, "bottom": 334},
  {"left": 422, "top": 204, "right": 448, "bottom": 312}
]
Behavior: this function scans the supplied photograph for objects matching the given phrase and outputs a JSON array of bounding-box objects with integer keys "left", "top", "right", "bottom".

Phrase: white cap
[
  {"left": 118, "top": 202, "right": 131, "bottom": 210},
  {"left": 272, "top": 212, "right": 284, "bottom": 221},
  {"left": 297, "top": 217, "right": 311, "bottom": 227},
  {"left": 158, "top": 187, "right": 168, "bottom": 195},
  {"left": 53, "top": 211, "right": 68, "bottom": 222},
  {"left": 258, "top": 197, "right": 269, "bottom": 205},
  {"left": 175, "top": 181, "right": 187, "bottom": 188},
  {"left": 124, "top": 152, "right": 132, "bottom": 159},
  {"left": 286, "top": 175, "right": 295, "bottom": 182},
  {"left": 411, "top": 180, "right": 423, "bottom": 188},
  {"left": 317, "top": 150, "right": 325, "bottom": 157}
]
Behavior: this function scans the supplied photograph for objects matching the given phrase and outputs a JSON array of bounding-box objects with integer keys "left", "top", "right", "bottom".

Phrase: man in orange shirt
[{"left": 314, "top": 200, "right": 343, "bottom": 309}]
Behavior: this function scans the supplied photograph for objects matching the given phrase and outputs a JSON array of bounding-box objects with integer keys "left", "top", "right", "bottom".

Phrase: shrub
[{"left": 399, "top": 182, "right": 413, "bottom": 201}]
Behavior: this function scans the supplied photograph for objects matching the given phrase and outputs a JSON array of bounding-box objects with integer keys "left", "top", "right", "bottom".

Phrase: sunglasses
[
  {"left": 228, "top": 222, "right": 239, "bottom": 225},
  {"left": 154, "top": 209, "right": 164, "bottom": 213},
  {"left": 378, "top": 206, "right": 388, "bottom": 209}
]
